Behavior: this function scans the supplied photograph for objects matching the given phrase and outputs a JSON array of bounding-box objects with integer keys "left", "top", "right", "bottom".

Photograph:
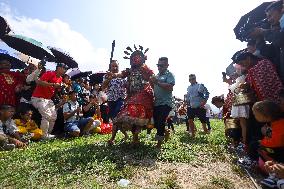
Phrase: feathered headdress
[{"left": 123, "top": 44, "right": 149, "bottom": 66}]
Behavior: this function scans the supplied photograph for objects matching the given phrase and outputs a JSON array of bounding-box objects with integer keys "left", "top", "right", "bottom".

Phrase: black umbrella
[
  {"left": 70, "top": 71, "right": 92, "bottom": 80},
  {"left": 234, "top": 2, "right": 272, "bottom": 42},
  {"left": 0, "top": 16, "right": 11, "bottom": 37},
  {"left": 1, "top": 34, "right": 55, "bottom": 61},
  {"left": 89, "top": 72, "right": 106, "bottom": 84},
  {"left": 0, "top": 49, "right": 27, "bottom": 69},
  {"left": 48, "top": 46, "right": 78, "bottom": 68}
]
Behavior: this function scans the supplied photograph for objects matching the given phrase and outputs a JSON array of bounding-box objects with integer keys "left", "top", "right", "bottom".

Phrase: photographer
[
  {"left": 31, "top": 63, "right": 68, "bottom": 139},
  {"left": 250, "top": 1, "right": 284, "bottom": 83}
]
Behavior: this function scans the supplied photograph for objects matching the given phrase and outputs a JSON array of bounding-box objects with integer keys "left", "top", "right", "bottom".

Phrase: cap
[{"left": 56, "top": 63, "right": 69, "bottom": 69}]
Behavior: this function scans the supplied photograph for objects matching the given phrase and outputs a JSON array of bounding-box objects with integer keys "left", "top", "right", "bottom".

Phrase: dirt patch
[{"left": 128, "top": 161, "right": 254, "bottom": 189}]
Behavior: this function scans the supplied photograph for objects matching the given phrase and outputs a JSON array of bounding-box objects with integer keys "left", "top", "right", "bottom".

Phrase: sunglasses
[{"left": 156, "top": 64, "right": 165, "bottom": 67}]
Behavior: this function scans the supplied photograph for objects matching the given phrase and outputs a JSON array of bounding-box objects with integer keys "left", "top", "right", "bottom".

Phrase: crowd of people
[
  {"left": 1, "top": 1, "right": 284, "bottom": 188},
  {"left": 0, "top": 45, "right": 179, "bottom": 150},
  {"left": 211, "top": 1, "right": 284, "bottom": 188}
]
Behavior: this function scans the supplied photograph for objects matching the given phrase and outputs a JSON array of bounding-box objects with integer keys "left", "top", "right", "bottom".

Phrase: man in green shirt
[{"left": 150, "top": 57, "right": 175, "bottom": 148}]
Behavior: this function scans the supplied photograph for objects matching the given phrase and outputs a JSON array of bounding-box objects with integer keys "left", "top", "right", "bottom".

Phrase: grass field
[{"left": 0, "top": 120, "right": 254, "bottom": 189}]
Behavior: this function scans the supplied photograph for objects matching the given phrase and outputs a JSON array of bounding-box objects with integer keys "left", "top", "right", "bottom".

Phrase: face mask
[{"left": 279, "top": 14, "right": 284, "bottom": 30}]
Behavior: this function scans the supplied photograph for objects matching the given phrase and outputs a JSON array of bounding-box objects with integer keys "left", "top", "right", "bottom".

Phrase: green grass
[{"left": 0, "top": 119, "right": 229, "bottom": 188}]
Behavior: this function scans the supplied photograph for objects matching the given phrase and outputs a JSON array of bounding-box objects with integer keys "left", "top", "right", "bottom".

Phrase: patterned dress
[
  {"left": 247, "top": 59, "right": 284, "bottom": 103},
  {"left": 113, "top": 64, "right": 154, "bottom": 129},
  {"left": 0, "top": 70, "right": 24, "bottom": 106}
]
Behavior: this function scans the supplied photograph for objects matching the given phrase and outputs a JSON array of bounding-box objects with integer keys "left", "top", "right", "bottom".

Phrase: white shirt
[
  {"left": 0, "top": 119, "right": 18, "bottom": 135},
  {"left": 63, "top": 100, "right": 80, "bottom": 122}
]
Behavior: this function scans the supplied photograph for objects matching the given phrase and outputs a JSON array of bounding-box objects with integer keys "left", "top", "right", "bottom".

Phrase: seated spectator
[
  {"left": 0, "top": 105, "right": 26, "bottom": 150},
  {"left": 82, "top": 94, "right": 101, "bottom": 119},
  {"left": 239, "top": 100, "right": 284, "bottom": 173},
  {"left": 264, "top": 161, "right": 284, "bottom": 189},
  {"left": 252, "top": 100, "right": 284, "bottom": 163},
  {"left": 14, "top": 107, "right": 43, "bottom": 141},
  {"left": 82, "top": 94, "right": 102, "bottom": 133},
  {"left": 63, "top": 91, "right": 97, "bottom": 137}
]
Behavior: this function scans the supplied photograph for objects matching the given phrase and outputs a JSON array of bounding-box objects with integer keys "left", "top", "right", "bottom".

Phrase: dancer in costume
[{"left": 112, "top": 45, "right": 154, "bottom": 145}]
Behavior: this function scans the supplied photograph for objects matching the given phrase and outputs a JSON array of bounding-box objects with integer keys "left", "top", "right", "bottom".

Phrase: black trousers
[{"left": 153, "top": 105, "right": 172, "bottom": 138}]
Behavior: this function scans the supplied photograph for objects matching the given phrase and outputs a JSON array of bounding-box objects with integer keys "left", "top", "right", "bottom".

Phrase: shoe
[
  {"left": 237, "top": 156, "right": 256, "bottom": 169},
  {"left": 2, "top": 143, "right": 15, "bottom": 151},
  {"left": 42, "top": 134, "right": 55, "bottom": 140},
  {"left": 277, "top": 179, "right": 284, "bottom": 189},
  {"left": 261, "top": 174, "right": 279, "bottom": 188},
  {"left": 236, "top": 143, "right": 245, "bottom": 154}
]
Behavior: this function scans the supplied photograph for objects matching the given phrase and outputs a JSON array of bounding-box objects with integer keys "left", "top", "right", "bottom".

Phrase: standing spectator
[
  {"left": 150, "top": 57, "right": 175, "bottom": 148},
  {"left": 102, "top": 60, "right": 128, "bottom": 144},
  {"left": 0, "top": 60, "right": 25, "bottom": 106},
  {"left": 186, "top": 74, "right": 210, "bottom": 137},
  {"left": 204, "top": 104, "right": 212, "bottom": 131},
  {"left": 31, "top": 63, "right": 68, "bottom": 139}
]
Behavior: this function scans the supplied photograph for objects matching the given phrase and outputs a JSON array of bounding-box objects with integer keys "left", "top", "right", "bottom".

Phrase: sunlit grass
[{"left": 0, "top": 119, "right": 228, "bottom": 188}]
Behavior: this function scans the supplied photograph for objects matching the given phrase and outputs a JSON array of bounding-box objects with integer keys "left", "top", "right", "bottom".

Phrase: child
[
  {"left": 250, "top": 101, "right": 284, "bottom": 188},
  {"left": 14, "top": 107, "right": 43, "bottom": 141},
  {"left": 0, "top": 105, "right": 26, "bottom": 150},
  {"left": 264, "top": 161, "right": 284, "bottom": 189},
  {"left": 229, "top": 64, "right": 250, "bottom": 149}
]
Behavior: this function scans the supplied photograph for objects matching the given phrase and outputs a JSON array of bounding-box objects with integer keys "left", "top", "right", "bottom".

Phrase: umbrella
[
  {"left": 69, "top": 70, "right": 92, "bottom": 80},
  {"left": 1, "top": 34, "right": 55, "bottom": 61},
  {"left": 0, "top": 16, "right": 11, "bottom": 37},
  {"left": 48, "top": 46, "right": 78, "bottom": 68},
  {"left": 89, "top": 72, "right": 107, "bottom": 84},
  {"left": 0, "top": 49, "right": 27, "bottom": 69},
  {"left": 234, "top": 2, "right": 272, "bottom": 42}
]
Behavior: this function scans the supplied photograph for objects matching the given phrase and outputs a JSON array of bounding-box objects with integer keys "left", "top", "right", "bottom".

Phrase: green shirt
[{"left": 154, "top": 70, "right": 175, "bottom": 107}]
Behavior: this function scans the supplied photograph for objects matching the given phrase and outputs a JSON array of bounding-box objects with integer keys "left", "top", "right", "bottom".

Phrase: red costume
[
  {"left": 0, "top": 70, "right": 24, "bottom": 106},
  {"left": 113, "top": 46, "right": 154, "bottom": 129}
]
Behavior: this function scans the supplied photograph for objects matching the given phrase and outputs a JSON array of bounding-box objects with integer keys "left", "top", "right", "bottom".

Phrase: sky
[{"left": 0, "top": 0, "right": 268, "bottom": 107}]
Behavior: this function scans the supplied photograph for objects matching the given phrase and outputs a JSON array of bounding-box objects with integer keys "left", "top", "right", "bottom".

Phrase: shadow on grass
[
  {"left": 178, "top": 131, "right": 209, "bottom": 145},
  {"left": 40, "top": 140, "right": 160, "bottom": 178}
]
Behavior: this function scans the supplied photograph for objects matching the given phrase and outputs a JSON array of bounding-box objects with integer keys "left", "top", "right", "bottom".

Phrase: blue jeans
[
  {"left": 64, "top": 117, "right": 92, "bottom": 132},
  {"left": 108, "top": 98, "right": 124, "bottom": 119}
]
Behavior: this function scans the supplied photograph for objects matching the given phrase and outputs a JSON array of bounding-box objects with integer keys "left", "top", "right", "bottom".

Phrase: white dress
[{"left": 229, "top": 75, "right": 250, "bottom": 119}]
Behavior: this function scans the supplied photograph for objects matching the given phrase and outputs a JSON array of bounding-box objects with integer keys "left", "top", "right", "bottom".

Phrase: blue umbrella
[{"left": 0, "top": 49, "right": 27, "bottom": 69}]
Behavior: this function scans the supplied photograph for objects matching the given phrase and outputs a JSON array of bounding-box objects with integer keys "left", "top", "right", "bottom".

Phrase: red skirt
[{"left": 114, "top": 84, "right": 154, "bottom": 128}]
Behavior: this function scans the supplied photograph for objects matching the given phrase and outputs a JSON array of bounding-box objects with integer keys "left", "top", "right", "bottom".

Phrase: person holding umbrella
[{"left": 31, "top": 63, "right": 68, "bottom": 139}]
